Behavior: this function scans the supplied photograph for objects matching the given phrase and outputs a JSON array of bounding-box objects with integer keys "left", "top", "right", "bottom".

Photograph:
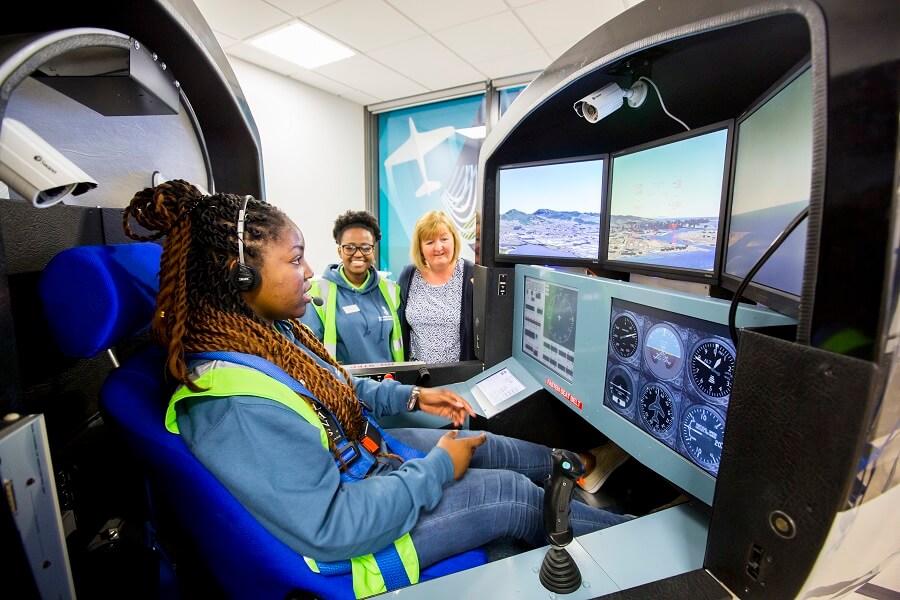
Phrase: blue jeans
[{"left": 386, "top": 428, "right": 631, "bottom": 569}]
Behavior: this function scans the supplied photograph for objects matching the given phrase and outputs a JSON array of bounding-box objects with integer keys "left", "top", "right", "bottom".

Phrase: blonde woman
[{"left": 398, "top": 211, "right": 476, "bottom": 363}]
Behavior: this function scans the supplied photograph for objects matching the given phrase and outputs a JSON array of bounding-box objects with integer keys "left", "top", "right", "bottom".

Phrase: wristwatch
[{"left": 407, "top": 386, "right": 421, "bottom": 412}]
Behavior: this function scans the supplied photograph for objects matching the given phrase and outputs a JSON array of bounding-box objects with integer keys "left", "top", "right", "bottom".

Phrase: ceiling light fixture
[{"left": 250, "top": 21, "right": 354, "bottom": 69}]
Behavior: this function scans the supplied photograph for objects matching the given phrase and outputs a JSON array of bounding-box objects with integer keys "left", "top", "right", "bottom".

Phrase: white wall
[{"left": 231, "top": 58, "right": 366, "bottom": 277}]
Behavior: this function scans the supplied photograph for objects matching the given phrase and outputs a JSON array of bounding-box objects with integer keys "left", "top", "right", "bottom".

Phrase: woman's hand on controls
[
  {"left": 417, "top": 387, "right": 476, "bottom": 427},
  {"left": 436, "top": 430, "right": 487, "bottom": 480}
]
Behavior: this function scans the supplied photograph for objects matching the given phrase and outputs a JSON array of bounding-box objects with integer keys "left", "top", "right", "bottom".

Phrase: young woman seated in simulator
[
  {"left": 123, "top": 179, "right": 629, "bottom": 586},
  {"left": 301, "top": 210, "right": 404, "bottom": 364}
]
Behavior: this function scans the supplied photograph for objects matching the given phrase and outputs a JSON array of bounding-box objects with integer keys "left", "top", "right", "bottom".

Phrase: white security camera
[
  {"left": 0, "top": 118, "right": 97, "bottom": 208},
  {"left": 574, "top": 81, "right": 647, "bottom": 124}
]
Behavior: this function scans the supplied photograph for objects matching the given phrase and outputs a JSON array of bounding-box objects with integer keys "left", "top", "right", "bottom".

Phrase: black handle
[
  {"left": 543, "top": 448, "right": 585, "bottom": 547},
  {"left": 415, "top": 366, "right": 431, "bottom": 386}
]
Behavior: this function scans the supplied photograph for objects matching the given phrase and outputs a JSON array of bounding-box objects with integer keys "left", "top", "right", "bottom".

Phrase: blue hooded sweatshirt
[{"left": 301, "top": 264, "right": 401, "bottom": 364}]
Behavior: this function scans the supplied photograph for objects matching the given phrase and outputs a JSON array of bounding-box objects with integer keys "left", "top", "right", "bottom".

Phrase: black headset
[{"left": 228, "top": 195, "right": 261, "bottom": 292}]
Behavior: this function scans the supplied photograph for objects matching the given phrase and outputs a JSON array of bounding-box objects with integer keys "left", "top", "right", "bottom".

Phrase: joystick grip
[
  {"left": 543, "top": 448, "right": 585, "bottom": 546},
  {"left": 539, "top": 449, "right": 585, "bottom": 594}
]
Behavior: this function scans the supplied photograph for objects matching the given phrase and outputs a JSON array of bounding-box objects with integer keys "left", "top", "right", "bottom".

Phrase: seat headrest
[{"left": 39, "top": 242, "right": 162, "bottom": 358}]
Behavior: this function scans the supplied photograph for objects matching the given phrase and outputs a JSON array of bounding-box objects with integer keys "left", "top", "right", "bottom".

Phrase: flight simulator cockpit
[
  {"left": 1, "top": 1, "right": 897, "bottom": 599},
  {"left": 389, "top": 2, "right": 897, "bottom": 597}
]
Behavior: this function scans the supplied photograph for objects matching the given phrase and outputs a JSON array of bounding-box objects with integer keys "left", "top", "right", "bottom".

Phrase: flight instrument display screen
[
  {"left": 522, "top": 276, "right": 578, "bottom": 382},
  {"left": 604, "top": 298, "right": 735, "bottom": 476}
]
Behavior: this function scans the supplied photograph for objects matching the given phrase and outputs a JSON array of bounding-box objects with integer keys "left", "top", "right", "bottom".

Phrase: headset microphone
[{"left": 311, "top": 296, "right": 324, "bottom": 307}]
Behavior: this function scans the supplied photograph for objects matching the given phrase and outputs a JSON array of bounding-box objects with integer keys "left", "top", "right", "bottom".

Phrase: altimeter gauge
[{"left": 689, "top": 339, "right": 736, "bottom": 399}]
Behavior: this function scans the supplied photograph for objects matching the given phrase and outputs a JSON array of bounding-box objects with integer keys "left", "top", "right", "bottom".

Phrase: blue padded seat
[{"left": 39, "top": 242, "right": 488, "bottom": 599}]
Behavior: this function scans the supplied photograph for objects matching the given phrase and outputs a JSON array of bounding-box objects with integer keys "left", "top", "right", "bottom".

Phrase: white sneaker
[{"left": 577, "top": 442, "right": 629, "bottom": 494}]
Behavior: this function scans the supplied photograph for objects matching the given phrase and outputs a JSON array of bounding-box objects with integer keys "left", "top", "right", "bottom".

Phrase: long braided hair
[{"left": 123, "top": 179, "right": 365, "bottom": 441}]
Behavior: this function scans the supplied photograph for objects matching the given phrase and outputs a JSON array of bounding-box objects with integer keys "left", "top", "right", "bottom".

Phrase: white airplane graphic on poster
[{"left": 384, "top": 117, "right": 456, "bottom": 197}]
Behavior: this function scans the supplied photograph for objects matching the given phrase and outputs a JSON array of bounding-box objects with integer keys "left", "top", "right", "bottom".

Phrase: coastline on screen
[
  {"left": 498, "top": 157, "right": 605, "bottom": 261},
  {"left": 606, "top": 126, "right": 731, "bottom": 273}
]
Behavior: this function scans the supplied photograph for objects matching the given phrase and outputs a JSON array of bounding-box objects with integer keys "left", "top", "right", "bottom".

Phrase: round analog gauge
[
  {"left": 680, "top": 405, "right": 726, "bottom": 473},
  {"left": 605, "top": 365, "right": 635, "bottom": 410},
  {"left": 643, "top": 323, "right": 684, "bottom": 381},
  {"left": 690, "top": 339, "right": 736, "bottom": 399},
  {"left": 611, "top": 313, "right": 639, "bottom": 359},
  {"left": 639, "top": 383, "right": 676, "bottom": 436},
  {"left": 545, "top": 287, "right": 577, "bottom": 350}
]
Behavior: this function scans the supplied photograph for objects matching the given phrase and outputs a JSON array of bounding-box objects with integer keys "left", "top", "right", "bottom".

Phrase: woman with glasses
[
  {"left": 398, "top": 211, "right": 476, "bottom": 364},
  {"left": 301, "top": 210, "right": 405, "bottom": 364}
]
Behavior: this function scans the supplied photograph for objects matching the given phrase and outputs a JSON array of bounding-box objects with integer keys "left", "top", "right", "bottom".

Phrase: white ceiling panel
[
  {"left": 302, "top": 0, "right": 423, "bottom": 52},
  {"left": 385, "top": 0, "right": 508, "bottom": 33},
  {"left": 192, "top": 0, "right": 635, "bottom": 105},
  {"left": 226, "top": 42, "right": 307, "bottom": 77},
  {"left": 473, "top": 49, "right": 552, "bottom": 80},
  {"left": 432, "top": 12, "right": 540, "bottom": 64},
  {"left": 545, "top": 41, "right": 576, "bottom": 61},
  {"left": 210, "top": 29, "right": 240, "bottom": 50},
  {"left": 193, "top": 0, "right": 291, "bottom": 40},
  {"left": 287, "top": 68, "right": 359, "bottom": 97},
  {"left": 313, "top": 54, "right": 428, "bottom": 100},
  {"left": 368, "top": 36, "right": 469, "bottom": 79},
  {"left": 266, "top": 0, "right": 339, "bottom": 17},
  {"left": 338, "top": 89, "right": 382, "bottom": 105},
  {"left": 516, "top": 0, "right": 624, "bottom": 48},
  {"left": 413, "top": 64, "right": 486, "bottom": 92}
]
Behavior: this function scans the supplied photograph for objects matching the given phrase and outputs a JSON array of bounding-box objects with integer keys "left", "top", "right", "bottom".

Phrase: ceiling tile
[
  {"left": 504, "top": 0, "right": 542, "bottom": 6},
  {"left": 194, "top": 0, "right": 291, "bottom": 40},
  {"left": 313, "top": 54, "right": 428, "bottom": 100},
  {"left": 515, "top": 0, "right": 625, "bottom": 48},
  {"left": 368, "top": 36, "right": 468, "bottom": 79},
  {"left": 266, "top": 0, "right": 340, "bottom": 17},
  {"left": 302, "top": 0, "right": 423, "bottom": 52},
  {"left": 288, "top": 69, "right": 358, "bottom": 97},
  {"left": 413, "top": 64, "right": 486, "bottom": 92},
  {"left": 338, "top": 89, "right": 382, "bottom": 106},
  {"left": 544, "top": 41, "right": 577, "bottom": 60},
  {"left": 211, "top": 29, "right": 241, "bottom": 50},
  {"left": 226, "top": 42, "right": 307, "bottom": 77},
  {"left": 432, "top": 12, "right": 540, "bottom": 64},
  {"left": 473, "top": 48, "right": 552, "bottom": 80},
  {"left": 385, "top": 0, "right": 507, "bottom": 32}
]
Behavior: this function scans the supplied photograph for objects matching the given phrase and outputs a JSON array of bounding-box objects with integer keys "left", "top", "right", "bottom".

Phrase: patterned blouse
[{"left": 406, "top": 259, "right": 464, "bottom": 363}]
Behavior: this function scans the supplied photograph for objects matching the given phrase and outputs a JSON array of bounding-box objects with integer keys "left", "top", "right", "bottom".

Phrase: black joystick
[{"left": 539, "top": 448, "right": 585, "bottom": 594}]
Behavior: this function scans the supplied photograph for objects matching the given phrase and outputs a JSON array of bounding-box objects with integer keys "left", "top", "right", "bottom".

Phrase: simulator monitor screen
[
  {"left": 522, "top": 276, "right": 579, "bottom": 382},
  {"left": 498, "top": 157, "right": 605, "bottom": 261},
  {"left": 606, "top": 126, "right": 730, "bottom": 274},
  {"left": 725, "top": 66, "right": 812, "bottom": 298},
  {"left": 604, "top": 298, "right": 735, "bottom": 476}
]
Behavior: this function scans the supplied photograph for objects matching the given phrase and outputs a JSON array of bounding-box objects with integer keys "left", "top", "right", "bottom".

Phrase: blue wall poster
[{"left": 377, "top": 94, "right": 486, "bottom": 278}]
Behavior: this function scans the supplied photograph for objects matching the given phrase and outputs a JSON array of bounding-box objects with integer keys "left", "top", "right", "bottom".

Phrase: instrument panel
[
  {"left": 605, "top": 299, "right": 735, "bottom": 476},
  {"left": 512, "top": 264, "right": 796, "bottom": 504}
]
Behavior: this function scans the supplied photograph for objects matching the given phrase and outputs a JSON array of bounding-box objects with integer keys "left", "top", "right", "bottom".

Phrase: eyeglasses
[{"left": 340, "top": 244, "right": 375, "bottom": 255}]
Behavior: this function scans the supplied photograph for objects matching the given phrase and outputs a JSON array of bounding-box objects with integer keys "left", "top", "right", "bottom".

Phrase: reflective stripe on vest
[
  {"left": 310, "top": 278, "right": 404, "bottom": 362},
  {"left": 166, "top": 362, "right": 419, "bottom": 597},
  {"left": 378, "top": 278, "right": 404, "bottom": 362}
]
